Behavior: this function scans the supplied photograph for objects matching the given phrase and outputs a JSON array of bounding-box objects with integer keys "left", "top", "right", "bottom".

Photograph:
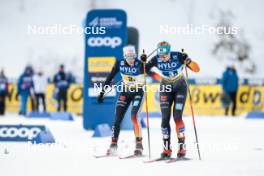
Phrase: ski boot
[
  {"left": 160, "top": 149, "right": 172, "bottom": 159},
  {"left": 160, "top": 137, "right": 172, "bottom": 159},
  {"left": 134, "top": 137, "right": 143, "bottom": 156},
  {"left": 177, "top": 137, "right": 186, "bottom": 158},
  {"left": 106, "top": 137, "right": 118, "bottom": 156},
  {"left": 177, "top": 148, "right": 186, "bottom": 158}
]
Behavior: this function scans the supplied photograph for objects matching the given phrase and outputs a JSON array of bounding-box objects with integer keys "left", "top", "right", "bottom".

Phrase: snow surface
[{"left": 1, "top": 114, "right": 264, "bottom": 176}]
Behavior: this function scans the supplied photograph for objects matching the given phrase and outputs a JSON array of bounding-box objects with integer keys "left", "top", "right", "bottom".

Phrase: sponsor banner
[
  {"left": 6, "top": 84, "right": 83, "bottom": 114},
  {"left": 5, "top": 83, "right": 264, "bottom": 115},
  {"left": 88, "top": 57, "right": 116, "bottom": 97},
  {"left": 188, "top": 78, "right": 264, "bottom": 85},
  {"left": 141, "top": 84, "right": 264, "bottom": 116},
  {"left": 0, "top": 125, "right": 46, "bottom": 142},
  {"left": 83, "top": 9, "right": 127, "bottom": 129},
  {"left": 88, "top": 57, "right": 116, "bottom": 73}
]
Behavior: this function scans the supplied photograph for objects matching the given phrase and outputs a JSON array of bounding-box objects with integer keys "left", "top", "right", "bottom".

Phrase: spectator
[
  {"left": 0, "top": 69, "right": 9, "bottom": 115},
  {"left": 53, "top": 65, "right": 71, "bottom": 112},
  {"left": 17, "top": 66, "right": 34, "bottom": 115},
  {"left": 221, "top": 65, "right": 239, "bottom": 116},
  {"left": 67, "top": 71, "right": 76, "bottom": 83},
  {"left": 27, "top": 65, "right": 37, "bottom": 112},
  {"left": 33, "top": 70, "right": 48, "bottom": 112}
]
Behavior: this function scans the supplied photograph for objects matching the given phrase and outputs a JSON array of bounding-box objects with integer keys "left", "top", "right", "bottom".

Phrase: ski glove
[
  {"left": 182, "top": 52, "right": 188, "bottom": 61},
  {"left": 140, "top": 54, "right": 147, "bottom": 62}
]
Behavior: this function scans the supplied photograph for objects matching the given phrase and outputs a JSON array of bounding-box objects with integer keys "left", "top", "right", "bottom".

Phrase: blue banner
[
  {"left": 83, "top": 9, "right": 127, "bottom": 129},
  {"left": 0, "top": 125, "right": 46, "bottom": 142}
]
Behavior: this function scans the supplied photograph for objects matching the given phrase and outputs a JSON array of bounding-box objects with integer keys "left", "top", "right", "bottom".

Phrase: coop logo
[
  {"left": 0, "top": 125, "right": 44, "bottom": 141},
  {"left": 87, "top": 37, "right": 122, "bottom": 48}
]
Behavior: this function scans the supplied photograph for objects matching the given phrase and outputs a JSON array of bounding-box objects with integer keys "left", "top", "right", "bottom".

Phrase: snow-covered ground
[{"left": 1, "top": 114, "right": 264, "bottom": 176}]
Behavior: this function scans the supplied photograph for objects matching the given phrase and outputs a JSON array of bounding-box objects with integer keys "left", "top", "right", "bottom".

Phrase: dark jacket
[
  {"left": 53, "top": 71, "right": 70, "bottom": 91},
  {"left": 0, "top": 74, "right": 8, "bottom": 96},
  {"left": 17, "top": 67, "right": 34, "bottom": 96}
]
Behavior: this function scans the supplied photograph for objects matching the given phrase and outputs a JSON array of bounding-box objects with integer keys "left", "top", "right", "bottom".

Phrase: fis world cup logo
[
  {"left": 0, "top": 125, "right": 43, "bottom": 141},
  {"left": 87, "top": 36, "right": 122, "bottom": 48},
  {"left": 89, "top": 17, "right": 99, "bottom": 27},
  {"left": 89, "top": 17, "right": 123, "bottom": 28}
]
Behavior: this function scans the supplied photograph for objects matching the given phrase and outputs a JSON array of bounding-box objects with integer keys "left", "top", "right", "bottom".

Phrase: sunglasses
[{"left": 157, "top": 46, "right": 170, "bottom": 56}]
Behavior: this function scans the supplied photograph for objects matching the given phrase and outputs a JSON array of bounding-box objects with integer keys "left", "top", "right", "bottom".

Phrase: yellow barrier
[
  {"left": 6, "top": 84, "right": 83, "bottom": 114},
  {"left": 142, "top": 84, "right": 264, "bottom": 116},
  {"left": 5, "top": 83, "right": 264, "bottom": 115}
]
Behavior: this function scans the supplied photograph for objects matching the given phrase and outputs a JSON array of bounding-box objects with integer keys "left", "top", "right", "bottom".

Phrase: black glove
[
  {"left": 97, "top": 91, "right": 105, "bottom": 104},
  {"left": 181, "top": 52, "right": 191, "bottom": 65},
  {"left": 182, "top": 52, "right": 188, "bottom": 61},
  {"left": 140, "top": 54, "right": 147, "bottom": 62}
]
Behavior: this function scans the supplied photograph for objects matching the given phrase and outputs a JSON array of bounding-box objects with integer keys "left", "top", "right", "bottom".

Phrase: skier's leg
[
  {"left": 173, "top": 78, "right": 187, "bottom": 157},
  {"left": 107, "top": 91, "right": 131, "bottom": 155},
  {"left": 160, "top": 82, "right": 174, "bottom": 157},
  {"left": 130, "top": 88, "right": 144, "bottom": 155}
]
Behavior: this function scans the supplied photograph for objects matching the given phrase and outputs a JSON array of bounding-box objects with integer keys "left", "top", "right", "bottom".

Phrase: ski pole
[
  {"left": 146, "top": 47, "right": 158, "bottom": 59},
  {"left": 182, "top": 49, "right": 202, "bottom": 160},
  {"left": 142, "top": 49, "right": 152, "bottom": 159}
]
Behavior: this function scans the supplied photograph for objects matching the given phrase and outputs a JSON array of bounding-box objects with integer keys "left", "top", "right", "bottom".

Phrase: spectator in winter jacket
[
  {"left": 0, "top": 69, "right": 9, "bottom": 115},
  {"left": 53, "top": 64, "right": 71, "bottom": 112},
  {"left": 27, "top": 65, "right": 37, "bottom": 111},
  {"left": 17, "top": 66, "right": 34, "bottom": 115},
  {"left": 221, "top": 65, "right": 239, "bottom": 116},
  {"left": 33, "top": 70, "right": 48, "bottom": 112}
]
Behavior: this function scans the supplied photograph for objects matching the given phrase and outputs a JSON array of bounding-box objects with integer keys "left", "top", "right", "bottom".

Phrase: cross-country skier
[
  {"left": 97, "top": 45, "right": 146, "bottom": 156},
  {"left": 141, "top": 41, "right": 200, "bottom": 159}
]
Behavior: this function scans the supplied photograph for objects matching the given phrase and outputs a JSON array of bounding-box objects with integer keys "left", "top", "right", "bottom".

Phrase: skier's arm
[
  {"left": 98, "top": 61, "right": 119, "bottom": 104},
  {"left": 145, "top": 56, "right": 162, "bottom": 82},
  {"left": 138, "top": 58, "right": 161, "bottom": 82},
  {"left": 186, "top": 59, "right": 200, "bottom": 73},
  {"left": 102, "top": 61, "right": 119, "bottom": 89},
  {"left": 179, "top": 52, "right": 200, "bottom": 73}
]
